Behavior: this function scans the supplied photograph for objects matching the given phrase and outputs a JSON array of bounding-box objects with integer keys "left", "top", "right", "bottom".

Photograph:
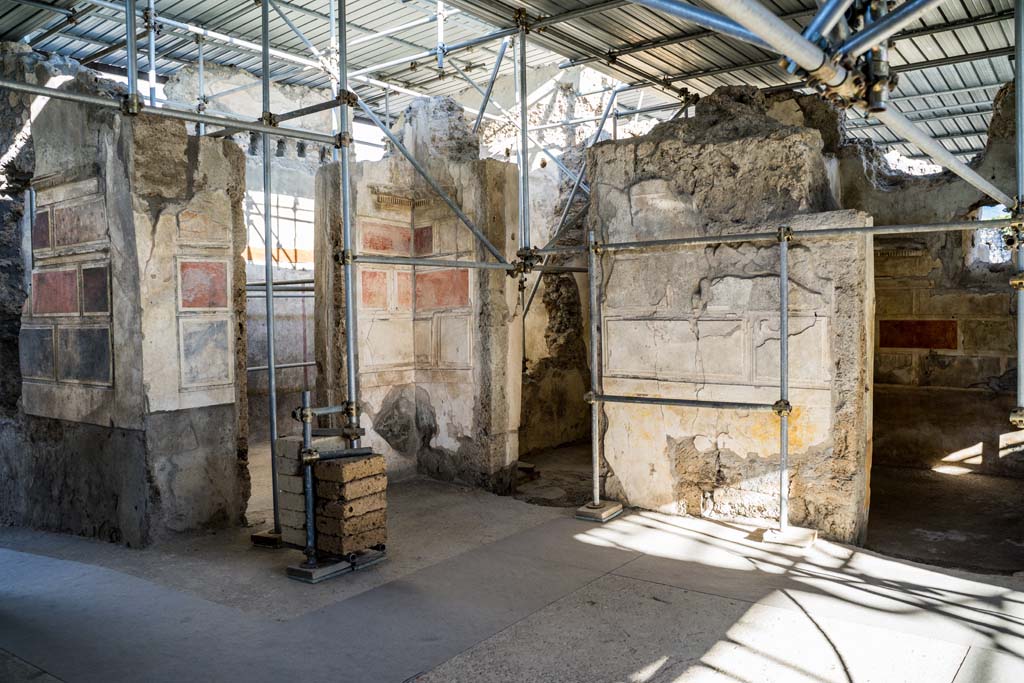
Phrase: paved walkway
[{"left": 1, "top": 479, "right": 1023, "bottom": 682}]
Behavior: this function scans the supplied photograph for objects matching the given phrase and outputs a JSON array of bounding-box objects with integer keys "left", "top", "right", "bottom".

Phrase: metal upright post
[
  {"left": 576, "top": 229, "right": 623, "bottom": 523},
  {"left": 517, "top": 26, "right": 531, "bottom": 251},
  {"left": 474, "top": 37, "right": 508, "bottom": 135},
  {"left": 261, "top": 0, "right": 282, "bottom": 536},
  {"left": 123, "top": 0, "right": 140, "bottom": 112},
  {"left": 329, "top": 0, "right": 339, "bottom": 162},
  {"left": 436, "top": 0, "right": 445, "bottom": 70},
  {"left": 777, "top": 229, "right": 791, "bottom": 531},
  {"left": 300, "top": 390, "right": 317, "bottom": 567},
  {"left": 146, "top": 0, "right": 156, "bottom": 106},
  {"left": 1012, "top": 0, "right": 1024, "bottom": 428},
  {"left": 338, "top": 0, "right": 362, "bottom": 446},
  {"left": 196, "top": 36, "right": 206, "bottom": 135}
]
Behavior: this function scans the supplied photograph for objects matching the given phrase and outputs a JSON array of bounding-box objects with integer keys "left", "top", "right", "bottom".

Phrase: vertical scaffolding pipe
[
  {"left": 517, "top": 27, "right": 531, "bottom": 250},
  {"left": 329, "top": 0, "right": 339, "bottom": 162},
  {"left": 196, "top": 36, "right": 205, "bottom": 135},
  {"left": 587, "top": 229, "right": 602, "bottom": 508},
  {"left": 778, "top": 234, "right": 790, "bottom": 531},
  {"left": 146, "top": 0, "right": 156, "bottom": 106},
  {"left": 124, "top": 0, "right": 138, "bottom": 98},
  {"left": 338, "top": 0, "right": 362, "bottom": 446},
  {"left": 260, "top": 0, "right": 281, "bottom": 534},
  {"left": 1015, "top": 0, "right": 1023, "bottom": 413},
  {"left": 300, "top": 390, "right": 317, "bottom": 566}
]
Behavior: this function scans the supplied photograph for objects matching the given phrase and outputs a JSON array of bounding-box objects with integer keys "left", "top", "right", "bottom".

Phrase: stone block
[
  {"left": 279, "top": 473, "right": 304, "bottom": 494},
  {"left": 279, "top": 491, "right": 306, "bottom": 512},
  {"left": 879, "top": 319, "right": 958, "bottom": 350},
  {"left": 319, "top": 492, "right": 386, "bottom": 518},
  {"left": 281, "top": 526, "right": 306, "bottom": 548},
  {"left": 32, "top": 269, "right": 78, "bottom": 315},
  {"left": 960, "top": 319, "right": 1015, "bottom": 355},
  {"left": 317, "top": 527, "right": 387, "bottom": 556},
  {"left": 415, "top": 269, "right": 470, "bottom": 309},
  {"left": 313, "top": 453, "right": 386, "bottom": 483},
  {"left": 315, "top": 474, "right": 387, "bottom": 500},
  {"left": 279, "top": 508, "right": 306, "bottom": 529},
  {"left": 315, "top": 509, "right": 387, "bottom": 536}
]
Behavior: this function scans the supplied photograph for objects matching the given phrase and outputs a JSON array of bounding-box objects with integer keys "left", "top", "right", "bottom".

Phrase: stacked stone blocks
[{"left": 276, "top": 436, "right": 388, "bottom": 556}]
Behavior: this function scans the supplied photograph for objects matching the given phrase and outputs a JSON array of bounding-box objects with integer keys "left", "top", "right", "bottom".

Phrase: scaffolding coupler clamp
[
  {"left": 583, "top": 391, "right": 596, "bottom": 404},
  {"left": 340, "top": 89, "right": 359, "bottom": 107},
  {"left": 1010, "top": 408, "right": 1024, "bottom": 429},
  {"left": 300, "top": 447, "right": 321, "bottom": 465},
  {"left": 335, "top": 131, "right": 353, "bottom": 148},
  {"left": 772, "top": 399, "right": 793, "bottom": 417},
  {"left": 777, "top": 226, "right": 793, "bottom": 243},
  {"left": 514, "top": 7, "right": 530, "bottom": 31},
  {"left": 292, "top": 406, "right": 315, "bottom": 424},
  {"left": 120, "top": 93, "right": 143, "bottom": 116},
  {"left": 1010, "top": 275, "right": 1024, "bottom": 291},
  {"left": 260, "top": 110, "right": 278, "bottom": 127},
  {"left": 334, "top": 249, "right": 354, "bottom": 265}
]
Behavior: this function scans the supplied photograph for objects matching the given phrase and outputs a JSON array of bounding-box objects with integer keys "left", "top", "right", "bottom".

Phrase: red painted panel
[
  {"left": 414, "top": 226, "right": 433, "bottom": 256},
  {"left": 180, "top": 261, "right": 228, "bottom": 309},
  {"left": 396, "top": 272, "right": 412, "bottom": 310},
  {"left": 361, "top": 270, "right": 387, "bottom": 308},
  {"left": 879, "top": 319, "right": 958, "bottom": 350},
  {"left": 361, "top": 221, "right": 411, "bottom": 256},
  {"left": 32, "top": 269, "right": 79, "bottom": 315},
  {"left": 416, "top": 269, "right": 469, "bottom": 310},
  {"left": 32, "top": 210, "right": 50, "bottom": 250}
]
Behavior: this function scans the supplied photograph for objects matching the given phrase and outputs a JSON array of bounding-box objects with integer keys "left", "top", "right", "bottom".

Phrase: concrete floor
[
  {"left": 1, "top": 450, "right": 1024, "bottom": 681},
  {"left": 867, "top": 466, "right": 1024, "bottom": 574}
]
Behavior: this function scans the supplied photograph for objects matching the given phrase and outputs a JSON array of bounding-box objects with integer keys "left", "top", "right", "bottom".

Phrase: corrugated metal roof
[{"left": 1, "top": 0, "right": 1017, "bottom": 159}]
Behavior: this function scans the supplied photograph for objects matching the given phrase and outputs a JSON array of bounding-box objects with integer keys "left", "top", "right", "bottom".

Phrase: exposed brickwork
[{"left": 276, "top": 435, "right": 387, "bottom": 557}]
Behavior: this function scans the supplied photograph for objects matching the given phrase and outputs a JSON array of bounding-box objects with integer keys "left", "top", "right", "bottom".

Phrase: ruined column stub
[
  {"left": 315, "top": 96, "right": 522, "bottom": 492},
  {"left": 588, "top": 87, "right": 873, "bottom": 543}
]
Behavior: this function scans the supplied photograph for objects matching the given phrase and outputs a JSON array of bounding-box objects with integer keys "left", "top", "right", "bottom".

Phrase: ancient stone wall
[
  {"left": 836, "top": 83, "right": 1024, "bottom": 478},
  {"left": 315, "top": 97, "right": 522, "bottom": 492},
  {"left": 587, "top": 88, "right": 874, "bottom": 543},
  {"left": 0, "top": 47, "right": 249, "bottom": 544}
]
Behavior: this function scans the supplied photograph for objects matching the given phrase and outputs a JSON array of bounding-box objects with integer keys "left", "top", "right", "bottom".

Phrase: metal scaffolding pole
[
  {"left": 838, "top": 0, "right": 947, "bottom": 59},
  {"left": 474, "top": 37, "right": 508, "bottom": 134},
  {"left": 196, "top": 36, "right": 206, "bottom": 135},
  {"left": 260, "top": 0, "right": 281, "bottom": 536},
  {"left": 145, "top": 0, "right": 156, "bottom": 106},
  {"left": 517, "top": 27, "right": 531, "bottom": 251},
  {"left": 339, "top": 0, "right": 362, "bottom": 448},
  {"left": 1013, "top": 0, "right": 1024, "bottom": 427},
  {"left": 777, "top": 231, "right": 790, "bottom": 531},
  {"left": 123, "top": 0, "right": 139, "bottom": 109}
]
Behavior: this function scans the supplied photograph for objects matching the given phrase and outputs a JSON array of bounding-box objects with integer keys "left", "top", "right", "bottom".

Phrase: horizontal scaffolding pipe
[
  {"left": 600, "top": 219, "right": 1015, "bottom": 253},
  {"left": 247, "top": 360, "right": 316, "bottom": 372},
  {"left": 355, "top": 254, "right": 514, "bottom": 270},
  {"left": 247, "top": 278, "right": 315, "bottom": 286},
  {"left": 534, "top": 265, "right": 587, "bottom": 273},
  {"left": 0, "top": 78, "right": 340, "bottom": 146},
  {"left": 534, "top": 245, "right": 588, "bottom": 255},
  {"left": 591, "top": 393, "right": 774, "bottom": 411},
  {"left": 307, "top": 446, "right": 374, "bottom": 463}
]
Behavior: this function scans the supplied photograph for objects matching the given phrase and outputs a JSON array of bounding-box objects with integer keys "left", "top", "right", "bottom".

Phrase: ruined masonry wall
[
  {"left": 1, "top": 50, "right": 249, "bottom": 545},
  {"left": 588, "top": 89, "right": 873, "bottom": 542},
  {"left": 315, "top": 97, "right": 522, "bottom": 492}
]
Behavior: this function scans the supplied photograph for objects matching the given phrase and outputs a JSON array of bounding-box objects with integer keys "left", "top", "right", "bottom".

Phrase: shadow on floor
[{"left": 867, "top": 465, "right": 1024, "bottom": 574}]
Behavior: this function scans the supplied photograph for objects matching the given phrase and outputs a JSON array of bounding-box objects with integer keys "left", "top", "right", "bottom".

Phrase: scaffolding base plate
[
  {"left": 286, "top": 549, "right": 387, "bottom": 584},
  {"left": 575, "top": 500, "right": 624, "bottom": 523},
  {"left": 250, "top": 530, "right": 283, "bottom": 549},
  {"left": 763, "top": 526, "right": 817, "bottom": 548}
]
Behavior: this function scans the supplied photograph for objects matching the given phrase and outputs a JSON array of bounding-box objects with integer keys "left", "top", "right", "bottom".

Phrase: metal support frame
[
  {"left": 517, "top": 26, "right": 531, "bottom": 251},
  {"left": 1012, "top": 0, "right": 1024, "bottom": 429}
]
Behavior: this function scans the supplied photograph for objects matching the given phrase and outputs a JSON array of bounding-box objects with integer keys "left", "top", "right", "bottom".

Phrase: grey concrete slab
[
  {"left": 419, "top": 574, "right": 970, "bottom": 683},
  {"left": 485, "top": 514, "right": 643, "bottom": 572}
]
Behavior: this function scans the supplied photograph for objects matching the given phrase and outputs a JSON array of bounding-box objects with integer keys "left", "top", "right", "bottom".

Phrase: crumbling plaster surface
[
  {"left": 587, "top": 87, "right": 873, "bottom": 543},
  {"left": 316, "top": 97, "right": 522, "bottom": 492},
  {"left": 0, "top": 46, "right": 249, "bottom": 545}
]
